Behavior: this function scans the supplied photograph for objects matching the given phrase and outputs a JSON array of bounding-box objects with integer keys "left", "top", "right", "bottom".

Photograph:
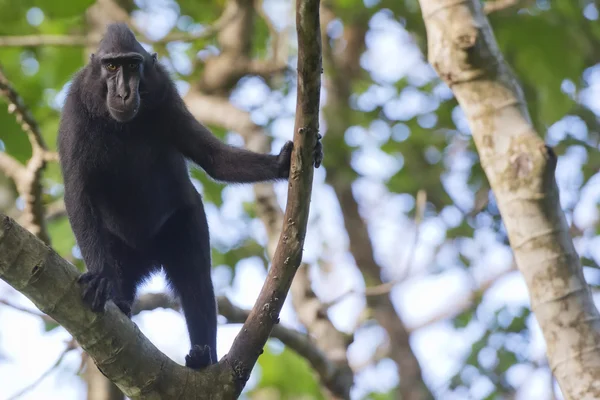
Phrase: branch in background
[
  {"left": 195, "top": 0, "right": 288, "bottom": 95},
  {"left": 0, "top": 65, "right": 52, "bottom": 245},
  {"left": 418, "top": 0, "right": 600, "bottom": 398},
  {"left": 320, "top": 7, "right": 434, "bottom": 398},
  {"left": 0, "top": 66, "right": 48, "bottom": 151},
  {"left": 290, "top": 266, "right": 354, "bottom": 398},
  {"left": 323, "top": 190, "right": 427, "bottom": 310},
  {"left": 0, "top": 152, "right": 24, "bottom": 182},
  {"left": 45, "top": 199, "right": 67, "bottom": 223},
  {"left": 483, "top": 0, "right": 531, "bottom": 14},
  {"left": 255, "top": 0, "right": 291, "bottom": 67},
  {"left": 7, "top": 338, "right": 78, "bottom": 400},
  {"left": 406, "top": 263, "right": 517, "bottom": 333},
  {"left": 225, "top": 0, "right": 323, "bottom": 395},
  {"left": 0, "top": 298, "right": 54, "bottom": 323}
]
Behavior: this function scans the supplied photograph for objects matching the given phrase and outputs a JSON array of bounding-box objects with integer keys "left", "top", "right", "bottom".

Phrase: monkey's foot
[
  {"left": 185, "top": 345, "right": 213, "bottom": 370},
  {"left": 78, "top": 272, "right": 117, "bottom": 313}
]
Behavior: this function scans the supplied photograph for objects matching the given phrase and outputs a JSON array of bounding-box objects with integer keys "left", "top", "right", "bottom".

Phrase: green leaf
[
  {"left": 453, "top": 308, "right": 475, "bottom": 329},
  {"left": 32, "top": 0, "right": 95, "bottom": 18},
  {"left": 495, "top": 348, "right": 518, "bottom": 374}
]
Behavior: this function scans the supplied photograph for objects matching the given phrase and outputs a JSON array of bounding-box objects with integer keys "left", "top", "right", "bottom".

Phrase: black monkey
[{"left": 57, "top": 23, "right": 322, "bottom": 369}]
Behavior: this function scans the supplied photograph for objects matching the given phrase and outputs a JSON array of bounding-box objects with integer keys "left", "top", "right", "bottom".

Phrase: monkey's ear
[
  {"left": 89, "top": 53, "right": 95, "bottom": 61},
  {"left": 151, "top": 53, "right": 158, "bottom": 64}
]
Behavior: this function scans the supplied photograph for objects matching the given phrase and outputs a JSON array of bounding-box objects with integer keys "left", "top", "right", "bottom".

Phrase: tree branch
[
  {"left": 0, "top": 64, "right": 51, "bottom": 244},
  {"left": 0, "top": 152, "right": 25, "bottom": 182},
  {"left": 419, "top": 0, "right": 600, "bottom": 398},
  {"left": 224, "top": 0, "right": 323, "bottom": 394}
]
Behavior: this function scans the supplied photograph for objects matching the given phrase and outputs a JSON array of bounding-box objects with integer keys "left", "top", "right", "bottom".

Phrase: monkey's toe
[
  {"left": 185, "top": 345, "right": 213, "bottom": 370},
  {"left": 79, "top": 272, "right": 115, "bottom": 312}
]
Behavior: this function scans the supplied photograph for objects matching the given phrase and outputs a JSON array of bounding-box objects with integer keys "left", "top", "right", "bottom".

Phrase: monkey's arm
[
  {"left": 63, "top": 177, "right": 121, "bottom": 312},
  {"left": 171, "top": 105, "right": 292, "bottom": 183},
  {"left": 62, "top": 175, "right": 105, "bottom": 270}
]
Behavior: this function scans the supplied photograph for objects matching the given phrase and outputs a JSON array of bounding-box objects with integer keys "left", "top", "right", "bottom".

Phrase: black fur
[{"left": 58, "top": 23, "right": 322, "bottom": 369}]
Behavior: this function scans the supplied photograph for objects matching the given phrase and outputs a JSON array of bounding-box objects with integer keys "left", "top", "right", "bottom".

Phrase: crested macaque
[{"left": 58, "top": 23, "right": 323, "bottom": 369}]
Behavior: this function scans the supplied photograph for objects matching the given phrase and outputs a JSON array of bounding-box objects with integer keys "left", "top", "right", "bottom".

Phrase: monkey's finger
[
  {"left": 313, "top": 143, "right": 323, "bottom": 168},
  {"left": 78, "top": 272, "right": 95, "bottom": 284},
  {"left": 282, "top": 140, "right": 294, "bottom": 154}
]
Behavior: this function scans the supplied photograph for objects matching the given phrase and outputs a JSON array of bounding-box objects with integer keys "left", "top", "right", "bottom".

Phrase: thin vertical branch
[{"left": 226, "top": 0, "right": 322, "bottom": 393}]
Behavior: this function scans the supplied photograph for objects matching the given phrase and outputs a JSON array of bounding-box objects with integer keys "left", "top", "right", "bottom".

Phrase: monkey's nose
[{"left": 117, "top": 90, "right": 130, "bottom": 101}]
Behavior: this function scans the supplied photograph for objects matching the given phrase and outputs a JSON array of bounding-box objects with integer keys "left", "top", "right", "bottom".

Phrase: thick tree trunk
[{"left": 418, "top": 0, "right": 600, "bottom": 398}]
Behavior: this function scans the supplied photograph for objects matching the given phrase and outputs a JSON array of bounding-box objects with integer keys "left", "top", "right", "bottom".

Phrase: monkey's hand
[
  {"left": 276, "top": 141, "right": 294, "bottom": 178},
  {"left": 276, "top": 133, "right": 324, "bottom": 178},
  {"left": 185, "top": 345, "right": 213, "bottom": 370},
  {"left": 78, "top": 271, "right": 126, "bottom": 314}
]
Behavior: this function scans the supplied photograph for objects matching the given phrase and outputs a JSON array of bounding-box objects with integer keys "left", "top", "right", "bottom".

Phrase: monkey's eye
[
  {"left": 128, "top": 63, "right": 139, "bottom": 71},
  {"left": 105, "top": 63, "right": 117, "bottom": 72}
]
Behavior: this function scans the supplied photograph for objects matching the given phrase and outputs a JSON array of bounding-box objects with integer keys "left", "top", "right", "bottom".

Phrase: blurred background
[{"left": 0, "top": 0, "right": 599, "bottom": 399}]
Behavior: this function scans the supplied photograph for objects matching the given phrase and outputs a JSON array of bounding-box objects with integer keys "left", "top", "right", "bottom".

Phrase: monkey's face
[{"left": 101, "top": 56, "right": 143, "bottom": 123}]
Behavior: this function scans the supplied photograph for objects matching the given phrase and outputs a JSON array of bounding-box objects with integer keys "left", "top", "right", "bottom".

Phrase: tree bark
[{"left": 419, "top": 0, "right": 600, "bottom": 398}]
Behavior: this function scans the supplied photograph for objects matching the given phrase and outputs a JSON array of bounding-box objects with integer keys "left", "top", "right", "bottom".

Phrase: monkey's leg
[
  {"left": 155, "top": 205, "right": 218, "bottom": 370},
  {"left": 80, "top": 237, "right": 151, "bottom": 316},
  {"left": 112, "top": 243, "right": 155, "bottom": 317}
]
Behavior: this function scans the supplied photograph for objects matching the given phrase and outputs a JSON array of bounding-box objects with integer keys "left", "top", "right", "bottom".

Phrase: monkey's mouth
[{"left": 108, "top": 105, "right": 139, "bottom": 122}]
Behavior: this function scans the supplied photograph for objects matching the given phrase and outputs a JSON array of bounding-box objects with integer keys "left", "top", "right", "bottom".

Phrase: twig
[
  {"left": 7, "top": 338, "right": 77, "bottom": 400},
  {"left": 0, "top": 66, "right": 48, "bottom": 151},
  {"left": 255, "top": 0, "right": 290, "bottom": 68},
  {"left": 483, "top": 0, "right": 528, "bottom": 13},
  {"left": 406, "top": 263, "right": 518, "bottom": 333},
  {"left": 0, "top": 64, "right": 51, "bottom": 244},
  {"left": 0, "top": 298, "right": 52, "bottom": 321},
  {"left": 225, "top": 0, "right": 322, "bottom": 393},
  {"left": 45, "top": 199, "right": 67, "bottom": 222},
  {"left": 323, "top": 189, "right": 427, "bottom": 309},
  {"left": 0, "top": 152, "right": 24, "bottom": 181}
]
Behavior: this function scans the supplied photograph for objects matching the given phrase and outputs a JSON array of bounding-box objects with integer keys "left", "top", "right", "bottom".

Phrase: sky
[{"left": 2, "top": 0, "right": 600, "bottom": 399}]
